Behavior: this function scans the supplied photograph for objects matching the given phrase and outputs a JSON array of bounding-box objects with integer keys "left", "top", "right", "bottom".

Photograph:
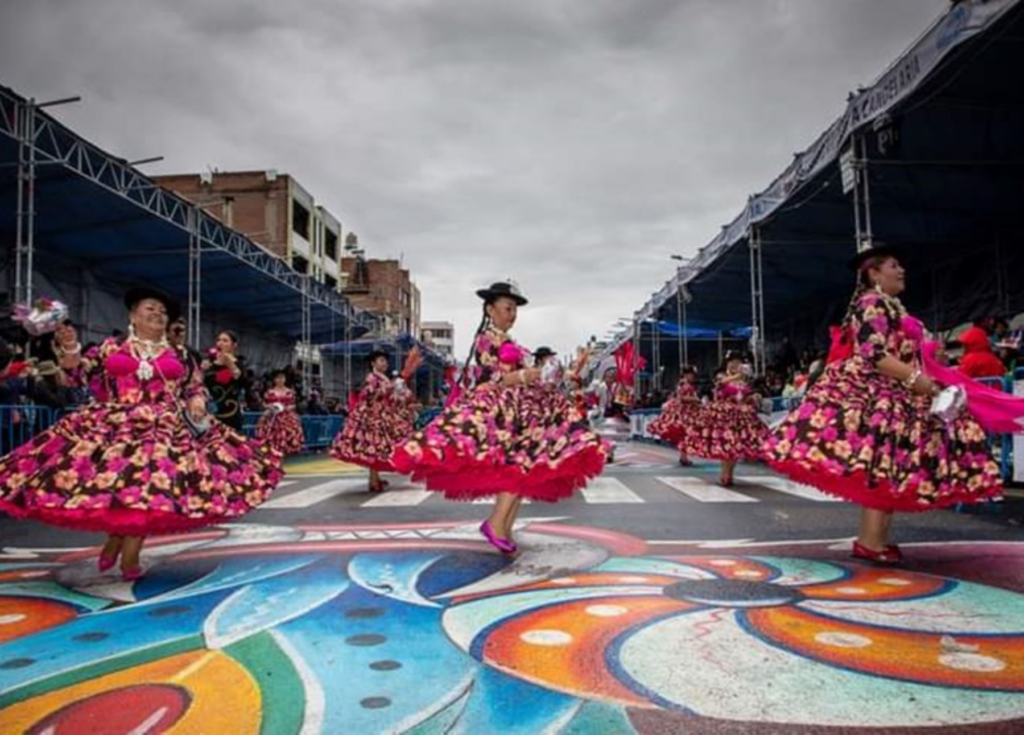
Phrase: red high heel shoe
[
  {"left": 97, "top": 552, "right": 118, "bottom": 573},
  {"left": 121, "top": 566, "right": 145, "bottom": 582},
  {"left": 852, "top": 541, "right": 901, "bottom": 565}
]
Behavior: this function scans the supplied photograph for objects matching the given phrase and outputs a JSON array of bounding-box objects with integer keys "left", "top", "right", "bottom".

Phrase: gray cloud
[{"left": 0, "top": 0, "right": 946, "bottom": 356}]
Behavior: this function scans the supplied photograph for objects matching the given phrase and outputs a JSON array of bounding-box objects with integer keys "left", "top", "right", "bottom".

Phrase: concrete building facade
[
  {"left": 154, "top": 170, "right": 346, "bottom": 292},
  {"left": 421, "top": 320, "right": 455, "bottom": 360}
]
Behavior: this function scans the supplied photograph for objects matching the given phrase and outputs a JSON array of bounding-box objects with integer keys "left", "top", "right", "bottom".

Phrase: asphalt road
[{"left": 1, "top": 443, "right": 1022, "bottom": 734}]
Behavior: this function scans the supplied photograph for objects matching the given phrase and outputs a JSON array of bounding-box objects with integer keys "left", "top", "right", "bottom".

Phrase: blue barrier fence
[
  {"left": 241, "top": 412, "right": 344, "bottom": 450},
  {"left": 0, "top": 405, "right": 60, "bottom": 454}
]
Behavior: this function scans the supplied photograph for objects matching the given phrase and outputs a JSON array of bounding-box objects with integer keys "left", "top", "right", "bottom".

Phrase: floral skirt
[
  {"left": 256, "top": 409, "right": 305, "bottom": 456},
  {"left": 683, "top": 401, "right": 768, "bottom": 462},
  {"left": 392, "top": 385, "right": 608, "bottom": 502},
  {"left": 648, "top": 399, "right": 702, "bottom": 447},
  {"left": 330, "top": 399, "right": 414, "bottom": 472},
  {"left": 764, "top": 358, "right": 1003, "bottom": 512},
  {"left": 0, "top": 400, "right": 284, "bottom": 535}
]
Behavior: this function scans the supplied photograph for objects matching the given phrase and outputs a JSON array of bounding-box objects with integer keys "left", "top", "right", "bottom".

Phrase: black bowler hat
[
  {"left": 124, "top": 286, "right": 180, "bottom": 322},
  {"left": 847, "top": 242, "right": 902, "bottom": 271},
  {"left": 534, "top": 346, "right": 556, "bottom": 361},
  {"left": 681, "top": 365, "right": 698, "bottom": 376},
  {"left": 476, "top": 280, "right": 528, "bottom": 306},
  {"left": 366, "top": 348, "right": 389, "bottom": 365}
]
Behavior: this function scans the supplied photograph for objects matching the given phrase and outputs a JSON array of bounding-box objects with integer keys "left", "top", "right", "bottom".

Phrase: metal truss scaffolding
[{"left": 0, "top": 86, "right": 378, "bottom": 343}]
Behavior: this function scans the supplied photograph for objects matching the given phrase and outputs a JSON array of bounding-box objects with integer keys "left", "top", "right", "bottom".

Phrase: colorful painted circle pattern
[
  {"left": 443, "top": 553, "right": 1024, "bottom": 728},
  {"left": 0, "top": 524, "right": 1021, "bottom": 733}
]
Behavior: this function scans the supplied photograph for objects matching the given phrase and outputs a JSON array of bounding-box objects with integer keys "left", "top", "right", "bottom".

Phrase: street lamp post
[{"left": 671, "top": 255, "right": 693, "bottom": 373}]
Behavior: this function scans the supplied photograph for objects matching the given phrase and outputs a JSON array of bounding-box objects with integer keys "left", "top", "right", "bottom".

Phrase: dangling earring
[
  {"left": 128, "top": 322, "right": 137, "bottom": 339},
  {"left": 873, "top": 282, "right": 884, "bottom": 296}
]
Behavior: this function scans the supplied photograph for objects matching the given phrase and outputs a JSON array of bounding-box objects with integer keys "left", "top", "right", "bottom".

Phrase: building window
[
  {"left": 292, "top": 255, "right": 310, "bottom": 274},
  {"left": 325, "top": 230, "right": 338, "bottom": 261},
  {"left": 292, "top": 201, "right": 311, "bottom": 240}
]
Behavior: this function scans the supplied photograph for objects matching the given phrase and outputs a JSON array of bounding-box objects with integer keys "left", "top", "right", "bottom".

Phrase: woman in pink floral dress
[
  {"left": 764, "top": 246, "right": 1002, "bottom": 564},
  {"left": 256, "top": 370, "right": 305, "bottom": 456},
  {"left": 392, "top": 281, "right": 608, "bottom": 554},
  {"left": 648, "top": 366, "right": 701, "bottom": 466},
  {"left": 684, "top": 353, "right": 768, "bottom": 486},
  {"left": 0, "top": 287, "right": 284, "bottom": 580},
  {"left": 330, "top": 350, "right": 416, "bottom": 492}
]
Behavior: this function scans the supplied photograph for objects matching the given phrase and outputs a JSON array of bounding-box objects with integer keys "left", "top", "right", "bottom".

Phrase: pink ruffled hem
[
  {"left": 329, "top": 449, "right": 397, "bottom": 472},
  {"left": 392, "top": 444, "right": 607, "bottom": 502},
  {"left": 0, "top": 501, "right": 261, "bottom": 536},
  {"left": 766, "top": 459, "right": 1003, "bottom": 513}
]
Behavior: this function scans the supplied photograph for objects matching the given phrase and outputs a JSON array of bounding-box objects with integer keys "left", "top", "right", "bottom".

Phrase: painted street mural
[{"left": 0, "top": 522, "right": 1022, "bottom": 733}]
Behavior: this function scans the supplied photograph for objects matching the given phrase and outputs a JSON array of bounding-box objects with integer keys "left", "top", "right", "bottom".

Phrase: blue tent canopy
[
  {"left": 643, "top": 320, "right": 752, "bottom": 340},
  {"left": 642, "top": 1, "right": 1024, "bottom": 343},
  {"left": 0, "top": 86, "right": 377, "bottom": 343},
  {"left": 320, "top": 333, "right": 450, "bottom": 368}
]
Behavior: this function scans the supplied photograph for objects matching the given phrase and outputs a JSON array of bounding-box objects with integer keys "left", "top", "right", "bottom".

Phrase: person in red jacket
[{"left": 959, "top": 319, "right": 1006, "bottom": 379}]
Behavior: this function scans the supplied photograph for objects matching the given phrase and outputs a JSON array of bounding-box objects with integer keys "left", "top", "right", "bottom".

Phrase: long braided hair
[
  {"left": 461, "top": 302, "right": 493, "bottom": 389},
  {"left": 840, "top": 260, "right": 880, "bottom": 332},
  {"left": 841, "top": 254, "right": 907, "bottom": 332}
]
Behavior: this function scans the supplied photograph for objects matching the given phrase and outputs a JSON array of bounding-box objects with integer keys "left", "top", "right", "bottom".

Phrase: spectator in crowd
[
  {"left": 305, "top": 390, "right": 328, "bottom": 415},
  {"left": 167, "top": 317, "right": 202, "bottom": 375},
  {"left": 0, "top": 338, "right": 20, "bottom": 454},
  {"left": 958, "top": 318, "right": 1006, "bottom": 379},
  {"left": 29, "top": 361, "right": 72, "bottom": 411},
  {"left": 782, "top": 372, "right": 808, "bottom": 399},
  {"left": 285, "top": 364, "right": 303, "bottom": 400}
]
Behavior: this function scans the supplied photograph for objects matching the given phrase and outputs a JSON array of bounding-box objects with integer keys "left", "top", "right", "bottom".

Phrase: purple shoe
[{"left": 480, "top": 521, "right": 517, "bottom": 554}]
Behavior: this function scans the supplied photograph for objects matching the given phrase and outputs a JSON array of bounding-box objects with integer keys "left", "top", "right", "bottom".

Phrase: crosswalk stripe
[
  {"left": 360, "top": 489, "right": 433, "bottom": 507},
  {"left": 580, "top": 477, "right": 643, "bottom": 504},
  {"left": 262, "top": 479, "right": 367, "bottom": 509},
  {"left": 735, "top": 475, "right": 840, "bottom": 502},
  {"left": 656, "top": 476, "right": 759, "bottom": 503}
]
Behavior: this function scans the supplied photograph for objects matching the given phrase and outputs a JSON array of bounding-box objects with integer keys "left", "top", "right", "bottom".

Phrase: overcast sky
[{"left": 1, "top": 0, "right": 947, "bottom": 357}]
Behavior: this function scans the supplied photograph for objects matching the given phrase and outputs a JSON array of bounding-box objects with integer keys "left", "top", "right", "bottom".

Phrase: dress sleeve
[
  {"left": 183, "top": 353, "right": 209, "bottom": 400},
  {"left": 474, "top": 332, "right": 501, "bottom": 384},
  {"left": 854, "top": 292, "right": 897, "bottom": 364},
  {"left": 361, "top": 373, "right": 387, "bottom": 400}
]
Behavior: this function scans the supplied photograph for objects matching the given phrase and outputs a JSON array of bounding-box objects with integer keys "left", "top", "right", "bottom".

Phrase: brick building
[
  {"left": 341, "top": 251, "right": 421, "bottom": 338},
  {"left": 154, "top": 170, "right": 346, "bottom": 292}
]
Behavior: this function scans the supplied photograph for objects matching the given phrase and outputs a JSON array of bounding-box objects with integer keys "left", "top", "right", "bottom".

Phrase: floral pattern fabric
[
  {"left": 256, "top": 388, "right": 305, "bottom": 456},
  {"left": 392, "top": 328, "right": 608, "bottom": 502},
  {"left": 204, "top": 356, "right": 247, "bottom": 431},
  {"left": 684, "top": 379, "right": 768, "bottom": 462},
  {"left": 0, "top": 339, "right": 284, "bottom": 535},
  {"left": 764, "top": 291, "right": 1003, "bottom": 511},
  {"left": 330, "top": 372, "right": 415, "bottom": 471},
  {"left": 648, "top": 382, "right": 702, "bottom": 446}
]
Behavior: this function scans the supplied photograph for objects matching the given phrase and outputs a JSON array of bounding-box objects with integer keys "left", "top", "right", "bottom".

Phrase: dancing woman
[
  {"left": 764, "top": 245, "right": 1002, "bottom": 563},
  {"left": 393, "top": 280, "right": 608, "bottom": 553},
  {"left": 203, "top": 330, "right": 247, "bottom": 431},
  {"left": 256, "top": 369, "right": 306, "bottom": 456},
  {"left": 330, "top": 349, "right": 417, "bottom": 492},
  {"left": 648, "top": 366, "right": 701, "bottom": 466},
  {"left": 0, "top": 287, "right": 283, "bottom": 580},
  {"left": 684, "top": 352, "right": 768, "bottom": 486}
]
